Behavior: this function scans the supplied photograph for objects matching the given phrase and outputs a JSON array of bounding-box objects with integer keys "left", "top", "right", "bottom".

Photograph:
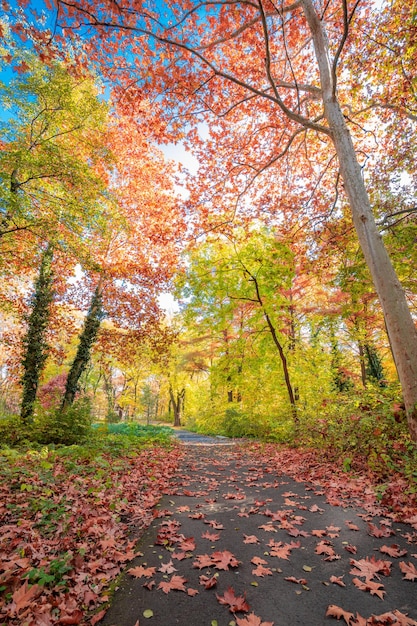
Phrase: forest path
[{"left": 99, "top": 442, "right": 417, "bottom": 626}]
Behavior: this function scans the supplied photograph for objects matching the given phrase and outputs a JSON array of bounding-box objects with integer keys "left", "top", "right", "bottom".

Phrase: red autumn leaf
[
  {"left": 236, "top": 613, "right": 274, "bottom": 626},
  {"left": 90, "top": 610, "right": 107, "bottom": 626},
  {"left": 269, "top": 540, "right": 300, "bottom": 559},
  {"left": 201, "top": 531, "right": 220, "bottom": 540},
  {"left": 315, "top": 540, "right": 335, "bottom": 557},
  {"left": 211, "top": 550, "right": 240, "bottom": 570},
  {"left": 216, "top": 586, "right": 250, "bottom": 613},
  {"left": 187, "top": 588, "right": 199, "bottom": 596},
  {"left": 157, "top": 574, "right": 187, "bottom": 594},
  {"left": 352, "top": 577, "right": 386, "bottom": 599},
  {"left": 349, "top": 556, "right": 391, "bottom": 579},
  {"left": 399, "top": 561, "right": 417, "bottom": 581},
  {"left": 143, "top": 580, "right": 155, "bottom": 590},
  {"left": 243, "top": 534, "right": 260, "bottom": 544},
  {"left": 10, "top": 581, "right": 42, "bottom": 615},
  {"left": 158, "top": 560, "right": 177, "bottom": 574},
  {"left": 344, "top": 544, "right": 357, "bottom": 554},
  {"left": 128, "top": 565, "right": 156, "bottom": 578},
  {"left": 199, "top": 574, "right": 218, "bottom": 589},
  {"left": 345, "top": 521, "right": 360, "bottom": 531},
  {"left": 252, "top": 565, "right": 273, "bottom": 577},
  {"left": 251, "top": 556, "right": 268, "bottom": 566},
  {"left": 380, "top": 544, "right": 408, "bottom": 558},
  {"left": 284, "top": 576, "right": 308, "bottom": 585},
  {"left": 329, "top": 575, "right": 346, "bottom": 587},
  {"left": 178, "top": 537, "right": 196, "bottom": 552},
  {"left": 325, "top": 605, "right": 355, "bottom": 624},
  {"left": 205, "top": 520, "right": 224, "bottom": 529},
  {"left": 258, "top": 524, "right": 277, "bottom": 532},
  {"left": 58, "top": 611, "right": 84, "bottom": 625},
  {"left": 367, "top": 522, "right": 394, "bottom": 538},
  {"left": 193, "top": 554, "right": 215, "bottom": 569}
]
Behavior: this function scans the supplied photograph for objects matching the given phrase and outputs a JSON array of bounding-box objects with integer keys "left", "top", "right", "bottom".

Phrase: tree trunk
[
  {"left": 61, "top": 282, "right": 104, "bottom": 409},
  {"left": 249, "top": 272, "right": 298, "bottom": 421},
  {"left": 302, "top": 0, "right": 417, "bottom": 440},
  {"left": 169, "top": 385, "right": 185, "bottom": 427},
  {"left": 20, "top": 244, "right": 54, "bottom": 420}
]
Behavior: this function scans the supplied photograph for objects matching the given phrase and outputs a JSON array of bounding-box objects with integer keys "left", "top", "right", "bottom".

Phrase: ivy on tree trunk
[
  {"left": 20, "top": 244, "right": 54, "bottom": 420},
  {"left": 62, "top": 283, "right": 104, "bottom": 409}
]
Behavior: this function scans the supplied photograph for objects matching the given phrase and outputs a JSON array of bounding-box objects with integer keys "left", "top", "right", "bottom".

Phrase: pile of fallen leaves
[
  {"left": 0, "top": 439, "right": 182, "bottom": 625},
  {"left": 250, "top": 444, "right": 417, "bottom": 527}
]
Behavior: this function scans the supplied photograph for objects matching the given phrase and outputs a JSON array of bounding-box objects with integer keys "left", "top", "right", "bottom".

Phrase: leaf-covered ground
[
  {"left": 100, "top": 442, "right": 417, "bottom": 626},
  {"left": 0, "top": 440, "right": 182, "bottom": 625}
]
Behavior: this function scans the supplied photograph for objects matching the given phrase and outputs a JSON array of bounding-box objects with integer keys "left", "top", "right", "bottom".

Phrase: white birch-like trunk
[{"left": 301, "top": 0, "right": 417, "bottom": 440}]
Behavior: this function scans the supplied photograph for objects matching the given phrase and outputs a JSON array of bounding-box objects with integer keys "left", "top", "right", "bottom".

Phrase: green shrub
[
  {"left": 31, "top": 398, "right": 93, "bottom": 445},
  {"left": 0, "top": 414, "right": 31, "bottom": 446}
]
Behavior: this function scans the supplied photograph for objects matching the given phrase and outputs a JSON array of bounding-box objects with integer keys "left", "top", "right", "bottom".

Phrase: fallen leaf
[
  {"left": 325, "top": 605, "right": 354, "bottom": 624},
  {"left": 158, "top": 560, "right": 177, "bottom": 574},
  {"left": 379, "top": 544, "right": 407, "bottom": 558},
  {"left": 216, "top": 587, "right": 250, "bottom": 613},
  {"left": 129, "top": 566, "right": 156, "bottom": 579},
  {"left": 199, "top": 574, "right": 218, "bottom": 589},
  {"left": 352, "top": 577, "right": 386, "bottom": 599},
  {"left": 236, "top": 612, "right": 274, "bottom": 626},
  {"left": 157, "top": 574, "right": 187, "bottom": 594},
  {"left": 399, "top": 561, "right": 417, "bottom": 581},
  {"left": 349, "top": 556, "right": 391, "bottom": 579}
]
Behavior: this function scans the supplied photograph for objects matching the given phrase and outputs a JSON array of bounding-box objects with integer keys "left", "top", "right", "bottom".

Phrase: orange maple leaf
[
  {"left": 236, "top": 612, "right": 274, "bottom": 626},
  {"left": 10, "top": 582, "right": 42, "bottom": 616},
  {"left": 128, "top": 565, "right": 156, "bottom": 578},
  {"left": 352, "top": 577, "right": 385, "bottom": 599},
  {"left": 325, "top": 605, "right": 355, "bottom": 625},
  {"left": 399, "top": 561, "right": 417, "bottom": 581},
  {"left": 216, "top": 586, "right": 250, "bottom": 613},
  {"left": 379, "top": 544, "right": 407, "bottom": 558},
  {"left": 211, "top": 550, "right": 240, "bottom": 570},
  {"left": 157, "top": 574, "right": 187, "bottom": 594}
]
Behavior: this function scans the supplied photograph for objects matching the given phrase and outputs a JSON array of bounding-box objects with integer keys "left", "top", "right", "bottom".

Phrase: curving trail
[{"left": 99, "top": 435, "right": 417, "bottom": 626}]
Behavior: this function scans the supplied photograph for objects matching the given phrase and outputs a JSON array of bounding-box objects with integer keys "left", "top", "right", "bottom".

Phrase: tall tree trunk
[
  {"left": 249, "top": 272, "right": 297, "bottom": 421},
  {"left": 169, "top": 384, "right": 185, "bottom": 427},
  {"left": 20, "top": 244, "right": 54, "bottom": 420},
  {"left": 302, "top": 0, "right": 417, "bottom": 440},
  {"left": 61, "top": 281, "right": 104, "bottom": 409}
]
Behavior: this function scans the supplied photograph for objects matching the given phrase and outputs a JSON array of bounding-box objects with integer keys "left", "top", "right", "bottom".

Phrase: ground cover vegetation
[{"left": 0, "top": 0, "right": 416, "bottom": 622}]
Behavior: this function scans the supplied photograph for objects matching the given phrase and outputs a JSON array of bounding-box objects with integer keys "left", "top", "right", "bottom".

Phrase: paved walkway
[{"left": 99, "top": 436, "right": 417, "bottom": 626}]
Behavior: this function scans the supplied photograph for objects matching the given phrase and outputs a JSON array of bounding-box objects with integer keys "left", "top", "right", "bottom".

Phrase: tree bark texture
[{"left": 302, "top": 0, "right": 417, "bottom": 440}]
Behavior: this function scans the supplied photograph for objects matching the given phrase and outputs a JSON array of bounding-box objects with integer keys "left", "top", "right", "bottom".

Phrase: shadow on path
[{"left": 99, "top": 439, "right": 417, "bottom": 626}]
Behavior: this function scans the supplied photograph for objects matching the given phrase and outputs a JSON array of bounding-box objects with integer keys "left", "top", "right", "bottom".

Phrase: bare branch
[{"left": 331, "top": 0, "right": 361, "bottom": 97}]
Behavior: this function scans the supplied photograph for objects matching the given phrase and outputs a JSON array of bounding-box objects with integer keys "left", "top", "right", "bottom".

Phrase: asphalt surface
[{"left": 99, "top": 434, "right": 417, "bottom": 626}]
